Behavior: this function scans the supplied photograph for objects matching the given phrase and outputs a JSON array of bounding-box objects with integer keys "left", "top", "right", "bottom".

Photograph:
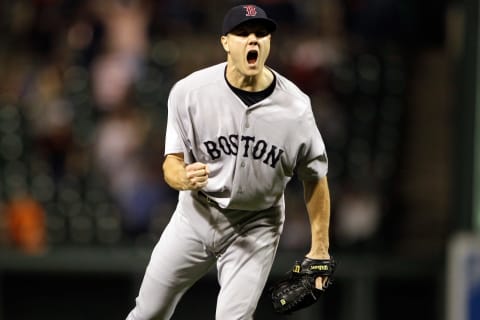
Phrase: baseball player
[{"left": 126, "top": 4, "right": 333, "bottom": 320}]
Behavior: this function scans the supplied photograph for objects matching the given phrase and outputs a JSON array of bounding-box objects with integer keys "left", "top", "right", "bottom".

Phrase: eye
[
  {"left": 236, "top": 31, "right": 250, "bottom": 37},
  {"left": 231, "top": 28, "right": 249, "bottom": 37},
  {"left": 255, "top": 30, "right": 269, "bottom": 37},
  {"left": 231, "top": 29, "right": 269, "bottom": 38}
]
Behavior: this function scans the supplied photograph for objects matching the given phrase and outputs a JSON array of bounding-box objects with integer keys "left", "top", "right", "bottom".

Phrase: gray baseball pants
[{"left": 126, "top": 191, "right": 284, "bottom": 320}]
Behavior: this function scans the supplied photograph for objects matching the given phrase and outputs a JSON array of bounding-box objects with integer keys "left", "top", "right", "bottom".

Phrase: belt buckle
[
  {"left": 199, "top": 191, "right": 213, "bottom": 204},
  {"left": 206, "top": 196, "right": 214, "bottom": 204},
  {"left": 200, "top": 192, "right": 218, "bottom": 207}
]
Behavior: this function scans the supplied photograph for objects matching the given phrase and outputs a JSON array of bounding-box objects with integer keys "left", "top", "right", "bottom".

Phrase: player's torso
[{"left": 174, "top": 64, "right": 311, "bottom": 210}]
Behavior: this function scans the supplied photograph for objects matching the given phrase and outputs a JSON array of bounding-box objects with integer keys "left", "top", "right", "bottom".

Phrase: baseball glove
[{"left": 270, "top": 256, "right": 336, "bottom": 315}]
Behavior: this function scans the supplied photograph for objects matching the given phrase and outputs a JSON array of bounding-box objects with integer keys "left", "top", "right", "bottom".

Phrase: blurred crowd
[{"left": 0, "top": 0, "right": 408, "bottom": 255}]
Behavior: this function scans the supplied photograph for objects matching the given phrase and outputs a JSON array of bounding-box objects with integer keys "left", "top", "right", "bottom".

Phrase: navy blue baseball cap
[{"left": 222, "top": 4, "right": 277, "bottom": 35}]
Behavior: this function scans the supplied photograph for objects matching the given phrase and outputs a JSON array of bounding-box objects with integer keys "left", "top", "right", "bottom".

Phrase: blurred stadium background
[{"left": 0, "top": 0, "right": 479, "bottom": 319}]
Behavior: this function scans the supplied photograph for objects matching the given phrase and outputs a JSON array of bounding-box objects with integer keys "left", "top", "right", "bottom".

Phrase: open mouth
[{"left": 247, "top": 50, "right": 258, "bottom": 64}]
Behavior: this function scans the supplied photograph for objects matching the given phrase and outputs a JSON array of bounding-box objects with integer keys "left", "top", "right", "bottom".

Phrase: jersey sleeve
[
  {"left": 295, "top": 108, "right": 328, "bottom": 181},
  {"left": 164, "top": 84, "right": 186, "bottom": 155}
]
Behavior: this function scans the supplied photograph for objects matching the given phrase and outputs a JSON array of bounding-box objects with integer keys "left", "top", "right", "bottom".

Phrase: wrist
[{"left": 306, "top": 249, "right": 330, "bottom": 260}]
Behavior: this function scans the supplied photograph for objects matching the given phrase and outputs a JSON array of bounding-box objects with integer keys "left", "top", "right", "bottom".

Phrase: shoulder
[
  {"left": 270, "top": 68, "right": 312, "bottom": 113},
  {"left": 171, "top": 62, "right": 226, "bottom": 95},
  {"left": 271, "top": 69, "right": 310, "bottom": 103}
]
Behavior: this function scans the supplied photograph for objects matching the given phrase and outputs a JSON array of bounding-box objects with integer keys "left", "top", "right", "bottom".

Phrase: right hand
[{"left": 184, "top": 162, "right": 209, "bottom": 190}]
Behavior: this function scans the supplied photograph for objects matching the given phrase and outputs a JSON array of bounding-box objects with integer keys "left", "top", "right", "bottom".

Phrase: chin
[{"left": 244, "top": 65, "right": 262, "bottom": 75}]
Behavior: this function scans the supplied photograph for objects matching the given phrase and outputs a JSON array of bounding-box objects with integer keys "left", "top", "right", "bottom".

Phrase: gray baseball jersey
[
  {"left": 126, "top": 62, "right": 328, "bottom": 320},
  {"left": 165, "top": 62, "right": 328, "bottom": 209}
]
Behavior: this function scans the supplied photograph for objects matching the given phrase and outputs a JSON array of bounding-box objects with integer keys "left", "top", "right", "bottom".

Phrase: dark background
[{"left": 0, "top": 0, "right": 477, "bottom": 319}]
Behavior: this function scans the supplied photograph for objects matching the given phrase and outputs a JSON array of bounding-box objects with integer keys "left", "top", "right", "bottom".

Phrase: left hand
[
  {"left": 315, "top": 276, "right": 329, "bottom": 290},
  {"left": 306, "top": 253, "right": 330, "bottom": 290}
]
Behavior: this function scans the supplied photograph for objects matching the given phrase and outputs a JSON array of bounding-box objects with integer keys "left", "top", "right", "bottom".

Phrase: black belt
[{"left": 197, "top": 191, "right": 220, "bottom": 207}]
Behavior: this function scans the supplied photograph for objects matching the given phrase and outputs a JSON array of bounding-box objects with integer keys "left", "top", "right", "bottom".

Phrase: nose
[{"left": 247, "top": 33, "right": 258, "bottom": 44}]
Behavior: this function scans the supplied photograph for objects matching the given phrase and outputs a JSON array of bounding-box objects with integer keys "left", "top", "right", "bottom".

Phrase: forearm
[
  {"left": 163, "top": 153, "right": 209, "bottom": 191},
  {"left": 303, "top": 176, "right": 331, "bottom": 259},
  {"left": 163, "top": 154, "right": 189, "bottom": 190}
]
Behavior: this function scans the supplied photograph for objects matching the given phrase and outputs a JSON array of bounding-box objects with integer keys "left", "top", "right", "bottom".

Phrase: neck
[{"left": 225, "top": 63, "right": 273, "bottom": 92}]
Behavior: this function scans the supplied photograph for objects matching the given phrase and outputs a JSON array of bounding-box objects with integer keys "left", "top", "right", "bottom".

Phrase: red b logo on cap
[{"left": 244, "top": 5, "right": 257, "bottom": 17}]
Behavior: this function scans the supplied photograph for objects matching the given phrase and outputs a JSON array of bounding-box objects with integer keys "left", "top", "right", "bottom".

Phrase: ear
[{"left": 220, "top": 35, "right": 229, "bottom": 53}]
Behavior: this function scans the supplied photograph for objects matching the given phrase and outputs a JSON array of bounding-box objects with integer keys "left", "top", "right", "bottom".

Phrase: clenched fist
[{"left": 184, "top": 162, "right": 210, "bottom": 190}]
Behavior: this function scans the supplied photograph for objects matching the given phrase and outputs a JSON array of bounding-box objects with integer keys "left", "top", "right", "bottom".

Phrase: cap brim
[{"left": 224, "top": 18, "right": 277, "bottom": 35}]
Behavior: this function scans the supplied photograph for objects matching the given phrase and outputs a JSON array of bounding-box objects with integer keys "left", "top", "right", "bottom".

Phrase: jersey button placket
[
  {"left": 243, "top": 109, "right": 252, "bottom": 131},
  {"left": 239, "top": 161, "right": 246, "bottom": 194},
  {"left": 241, "top": 112, "right": 251, "bottom": 170},
  {"left": 237, "top": 111, "right": 250, "bottom": 196}
]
